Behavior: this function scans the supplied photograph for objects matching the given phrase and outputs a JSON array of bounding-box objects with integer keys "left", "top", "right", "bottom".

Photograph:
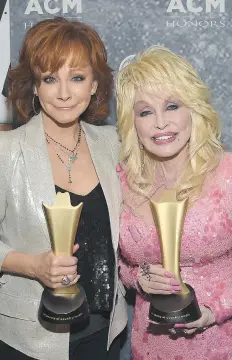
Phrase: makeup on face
[
  {"left": 134, "top": 90, "right": 191, "bottom": 159},
  {"left": 35, "top": 61, "right": 97, "bottom": 125}
]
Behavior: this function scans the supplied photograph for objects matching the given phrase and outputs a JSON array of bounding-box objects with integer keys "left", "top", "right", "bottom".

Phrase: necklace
[
  {"left": 45, "top": 124, "right": 82, "bottom": 164},
  {"left": 45, "top": 124, "right": 82, "bottom": 184}
]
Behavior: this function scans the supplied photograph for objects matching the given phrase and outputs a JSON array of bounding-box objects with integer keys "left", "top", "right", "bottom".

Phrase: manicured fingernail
[
  {"left": 171, "top": 279, "right": 181, "bottom": 286},
  {"left": 174, "top": 324, "right": 185, "bottom": 328},
  {"left": 171, "top": 289, "right": 181, "bottom": 293},
  {"left": 165, "top": 271, "right": 174, "bottom": 278},
  {"left": 172, "top": 286, "right": 182, "bottom": 291},
  {"left": 77, "top": 275, "right": 81, "bottom": 280}
]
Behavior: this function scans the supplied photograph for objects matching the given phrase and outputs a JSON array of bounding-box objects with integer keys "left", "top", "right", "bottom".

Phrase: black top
[{"left": 55, "top": 183, "right": 115, "bottom": 339}]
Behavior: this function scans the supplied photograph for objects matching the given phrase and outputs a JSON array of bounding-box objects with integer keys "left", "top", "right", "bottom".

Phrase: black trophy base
[
  {"left": 149, "top": 283, "right": 201, "bottom": 324},
  {"left": 39, "top": 285, "right": 89, "bottom": 325}
]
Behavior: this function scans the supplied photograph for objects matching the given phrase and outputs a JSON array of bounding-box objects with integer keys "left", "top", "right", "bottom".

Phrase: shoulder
[
  {"left": 84, "top": 122, "right": 119, "bottom": 142},
  {"left": 100, "top": 124, "right": 119, "bottom": 140},
  {"left": 99, "top": 125, "right": 120, "bottom": 152},
  {"left": 83, "top": 122, "right": 120, "bottom": 154},
  {"left": 99, "top": 125, "right": 120, "bottom": 161},
  {"left": 0, "top": 125, "right": 26, "bottom": 155},
  {"left": 0, "top": 125, "right": 26, "bottom": 181},
  {"left": 216, "top": 152, "right": 232, "bottom": 179},
  {"left": 206, "top": 152, "right": 232, "bottom": 195}
]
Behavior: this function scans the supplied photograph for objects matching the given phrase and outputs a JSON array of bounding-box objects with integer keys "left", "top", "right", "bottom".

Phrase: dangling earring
[
  {"left": 140, "top": 143, "right": 145, "bottom": 173},
  {"left": 93, "top": 93, "right": 101, "bottom": 109},
  {"left": 90, "top": 93, "right": 100, "bottom": 120},
  {"left": 32, "top": 94, "right": 40, "bottom": 115},
  {"left": 96, "top": 95, "right": 100, "bottom": 108}
]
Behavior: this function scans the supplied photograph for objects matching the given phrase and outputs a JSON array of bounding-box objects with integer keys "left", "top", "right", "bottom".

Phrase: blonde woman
[{"left": 116, "top": 46, "right": 232, "bottom": 359}]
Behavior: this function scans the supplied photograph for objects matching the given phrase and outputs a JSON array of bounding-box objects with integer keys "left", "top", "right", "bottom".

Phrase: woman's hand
[
  {"left": 174, "top": 306, "right": 215, "bottom": 334},
  {"left": 137, "top": 263, "right": 182, "bottom": 295},
  {"left": 33, "top": 244, "right": 80, "bottom": 288}
]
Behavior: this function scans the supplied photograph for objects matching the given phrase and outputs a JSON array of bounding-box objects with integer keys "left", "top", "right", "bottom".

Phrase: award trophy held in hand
[
  {"left": 149, "top": 189, "right": 201, "bottom": 324},
  {"left": 39, "top": 192, "right": 89, "bottom": 325}
]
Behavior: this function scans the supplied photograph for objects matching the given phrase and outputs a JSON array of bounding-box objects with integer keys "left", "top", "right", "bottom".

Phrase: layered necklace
[{"left": 45, "top": 124, "right": 82, "bottom": 185}]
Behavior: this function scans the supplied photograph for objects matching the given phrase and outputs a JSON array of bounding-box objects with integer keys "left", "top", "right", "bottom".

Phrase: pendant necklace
[{"left": 45, "top": 123, "right": 82, "bottom": 184}]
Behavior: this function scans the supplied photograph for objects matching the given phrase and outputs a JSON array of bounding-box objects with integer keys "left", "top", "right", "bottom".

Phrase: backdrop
[
  {"left": 0, "top": 0, "right": 231, "bottom": 149},
  {"left": 0, "top": 1, "right": 232, "bottom": 358}
]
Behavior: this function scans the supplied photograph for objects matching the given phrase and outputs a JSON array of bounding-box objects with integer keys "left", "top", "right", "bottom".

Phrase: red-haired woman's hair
[{"left": 8, "top": 17, "right": 113, "bottom": 123}]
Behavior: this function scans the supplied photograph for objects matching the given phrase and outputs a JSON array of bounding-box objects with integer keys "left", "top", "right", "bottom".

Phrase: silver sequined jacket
[{"left": 0, "top": 114, "right": 127, "bottom": 360}]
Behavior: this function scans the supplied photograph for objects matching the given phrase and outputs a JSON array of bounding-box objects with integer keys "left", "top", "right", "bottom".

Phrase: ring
[
  {"left": 140, "top": 263, "right": 151, "bottom": 278},
  {"left": 61, "top": 275, "right": 71, "bottom": 286}
]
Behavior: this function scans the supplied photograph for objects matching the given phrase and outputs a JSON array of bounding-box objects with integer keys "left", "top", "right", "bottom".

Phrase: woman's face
[
  {"left": 35, "top": 59, "right": 97, "bottom": 125},
  {"left": 134, "top": 90, "right": 191, "bottom": 159}
]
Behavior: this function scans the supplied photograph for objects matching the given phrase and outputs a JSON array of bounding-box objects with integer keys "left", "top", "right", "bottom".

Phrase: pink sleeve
[
  {"left": 201, "top": 158, "right": 232, "bottom": 324},
  {"left": 204, "top": 296, "right": 232, "bottom": 325},
  {"left": 201, "top": 257, "right": 232, "bottom": 324}
]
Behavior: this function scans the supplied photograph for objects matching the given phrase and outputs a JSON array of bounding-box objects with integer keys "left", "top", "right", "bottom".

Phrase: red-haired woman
[{"left": 0, "top": 17, "right": 127, "bottom": 360}]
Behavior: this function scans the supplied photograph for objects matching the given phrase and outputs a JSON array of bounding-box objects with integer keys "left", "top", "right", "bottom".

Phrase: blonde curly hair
[{"left": 115, "top": 46, "right": 223, "bottom": 206}]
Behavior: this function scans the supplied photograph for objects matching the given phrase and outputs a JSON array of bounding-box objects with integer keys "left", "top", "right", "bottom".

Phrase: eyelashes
[
  {"left": 137, "top": 103, "right": 180, "bottom": 117},
  {"left": 41, "top": 75, "right": 85, "bottom": 84},
  {"left": 166, "top": 104, "right": 179, "bottom": 111},
  {"left": 71, "top": 76, "right": 85, "bottom": 82},
  {"left": 140, "top": 110, "right": 152, "bottom": 117},
  {"left": 42, "top": 76, "right": 56, "bottom": 84}
]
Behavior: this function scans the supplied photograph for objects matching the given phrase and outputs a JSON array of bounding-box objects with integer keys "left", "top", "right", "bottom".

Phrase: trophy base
[
  {"left": 39, "top": 285, "right": 89, "bottom": 325},
  {"left": 149, "top": 283, "right": 201, "bottom": 324}
]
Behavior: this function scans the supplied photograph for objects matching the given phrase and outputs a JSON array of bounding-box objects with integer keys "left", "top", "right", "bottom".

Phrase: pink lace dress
[{"left": 118, "top": 153, "right": 232, "bottom": 360}]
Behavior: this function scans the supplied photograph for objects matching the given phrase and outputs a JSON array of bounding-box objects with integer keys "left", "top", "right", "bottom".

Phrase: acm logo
[
  {"left": 24, "top": 0, "right": 82, "bottom": 14},
  {"left": 166, "top": 0, "right": 225, "bottom": 13},
  {"left": 0, "top": 0, "right": 11, "bottom": 124}
]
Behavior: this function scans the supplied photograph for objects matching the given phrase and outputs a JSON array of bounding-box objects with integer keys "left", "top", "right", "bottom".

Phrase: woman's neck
[
  {"left": 42, "top": 112, "right": 81, "bottom": 147},
  {"left": 157, "top": 145, "right": 189, "bottom": 183}
]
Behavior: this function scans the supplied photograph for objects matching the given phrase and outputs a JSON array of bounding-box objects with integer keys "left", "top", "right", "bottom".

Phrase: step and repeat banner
[
  {"left": 0, "top": 1, "right": 231, "bottom": 142},
  {"left": 0, "top": 1, "right": 231, "bottom": 358},
  {"left": 1, "top": 1, "right": 232, "bottom": 146}
]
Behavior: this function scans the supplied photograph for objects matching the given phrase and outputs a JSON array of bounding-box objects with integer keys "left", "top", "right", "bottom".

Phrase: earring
[
  {"left": 140, "top": 143, "right": 145, "bottom": 173},
  {"left": 90, "top": 94, "right": 101, "bottom": 120},
  {"left": 96, "top": 95, "right": 100, "bottom": 108},
  {"left": 32, "top": 94, "right": 40, "bottom": 115},
  {"left": 95, "top": 94, "right": 102, "bottom": 108}
]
